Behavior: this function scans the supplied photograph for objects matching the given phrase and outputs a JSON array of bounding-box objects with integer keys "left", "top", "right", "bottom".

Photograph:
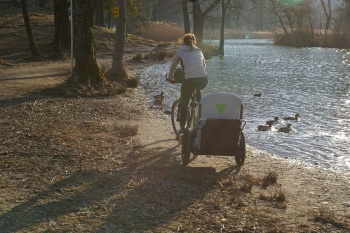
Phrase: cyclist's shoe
[
  {"left": 176, "top": 127, "right": 185, "bottom": 141},
  {"left": 177, "top": 126, "right": 185, "bottom": 140}
]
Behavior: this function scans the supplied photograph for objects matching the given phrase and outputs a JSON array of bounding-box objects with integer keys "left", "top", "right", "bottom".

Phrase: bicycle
[
  {"left": 166, "top": 73, "right": 204, "bottom": 165},
  {"left": 170, "top": 90, "right": 201, "bottom": 140}
]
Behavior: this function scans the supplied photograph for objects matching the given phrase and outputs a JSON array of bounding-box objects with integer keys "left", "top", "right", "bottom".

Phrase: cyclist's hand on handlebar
[{"left": 166, "top": 74, "right": 175, "bottom": 83}]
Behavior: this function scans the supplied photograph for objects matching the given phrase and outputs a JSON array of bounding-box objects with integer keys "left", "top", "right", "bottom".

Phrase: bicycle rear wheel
[
  {"left": 171, "top": 99, "right": 181, "bottom": 139},
  {"left": 181, "top": 128, "right": 191, "bottom": 166},
  {"left": 235, "top": 132, "right": 246, "bottom": 167}
]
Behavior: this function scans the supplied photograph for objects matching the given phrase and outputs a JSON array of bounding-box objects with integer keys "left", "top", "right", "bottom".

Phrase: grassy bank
[{"left": 273, "top": 30, "right": 350, "bottom": 48}]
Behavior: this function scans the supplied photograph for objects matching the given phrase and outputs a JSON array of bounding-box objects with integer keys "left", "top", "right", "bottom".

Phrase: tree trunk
[
  {"left": 73, "top": 0, "right": 107, "bottom": 85},
  {"left": 192, "top": 0, "right": 220, "bottom": 44},
  {"left": 321, "top": 0, "right": 332, "bottom": 45},
  {"left": 20, "top": 0, "right": 41, "bottom": 57},
  {"left": 108, "top": 12, "right": 111, "bottom": 29},
  {"left": 94, "top": 0, "right": 105, "bottom": 27},
  {"left": 111, "top": 0, "right": 128, "bottom": 82},
  {"left": 53, "top": 0, "right": 70, "bottom": 57},
  {"left": 38, "top": 0, "right": 49, "bottom": 8},
  {"left": 219, "top": 0, "right": 231, "bottom": 55},
  {"left": 182, "top": 0, "right": 190, "bottom": 33},
  {"left": 61, "top": 1, "right": 70, "bottom": 47},
  {"left": 193, "top": 0, "right": 202, "bottom": 43},
  {"left": 306, "top": 2, "right": 314, "bottom": 45},
  {"left": 346, "top": 0, "right": 350, "bottom": 46}
]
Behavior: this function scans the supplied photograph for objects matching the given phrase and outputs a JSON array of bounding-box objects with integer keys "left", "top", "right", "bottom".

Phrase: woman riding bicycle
[{"left": 167, "top": 33, "right": 208, "bottom": 132}]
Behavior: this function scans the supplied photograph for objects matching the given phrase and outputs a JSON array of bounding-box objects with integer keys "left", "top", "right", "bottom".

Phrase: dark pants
[{"left": 180, "top": 77, "right": 208, "bottom": 127}]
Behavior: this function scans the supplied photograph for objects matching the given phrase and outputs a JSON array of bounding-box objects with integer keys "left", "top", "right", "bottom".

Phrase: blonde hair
[{"left": 183, "top": 33, "right": 196, "bottom": 49}]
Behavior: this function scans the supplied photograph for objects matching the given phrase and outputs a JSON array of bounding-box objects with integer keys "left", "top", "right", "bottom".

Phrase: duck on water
[
  {"left": 283, "top": 113, "right": 300, "bottom": 121},
  {"left": 278, "top": 124, "right": 293, "bottom": 133},
  {"left": 257, "top": 122, "right": 273, "bottom": 131}
]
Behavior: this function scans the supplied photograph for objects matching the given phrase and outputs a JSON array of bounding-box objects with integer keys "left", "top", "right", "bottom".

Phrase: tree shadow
[
  {"left": 0, "top": 169, "right": 128, "bottom": 232},
  {"left": 0, "top": 72, "right": 70, "bottom": 82},
  {"left": 0, "top": 141, "right": 241, "bottom": 232},
  {"left": 0, "top": 77, "right": 127, "bottom": 108},
  {"left": 97, "top": 144, "right": 242, "bottom": 232}
]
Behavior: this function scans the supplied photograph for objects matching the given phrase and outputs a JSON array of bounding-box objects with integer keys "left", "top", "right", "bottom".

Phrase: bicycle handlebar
[
  {"left": 165, "top": 74, "right": 176, "bottom": 84},
  {"left": 166, "top": 74, "right": 183, "bottom": 84}
]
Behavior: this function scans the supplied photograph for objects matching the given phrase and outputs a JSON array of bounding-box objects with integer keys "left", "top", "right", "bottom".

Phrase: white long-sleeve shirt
[{"left": 168, "top": 45, "right": 207, "bottom": 80}]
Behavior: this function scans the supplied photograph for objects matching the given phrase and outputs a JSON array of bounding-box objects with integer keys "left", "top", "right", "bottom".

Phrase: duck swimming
[
  {"left": 278, "top": 124, "right": 293, "bottom": 133},
  {"left": 257, "top": 122, "right": 273, "bottom": 131},
  {"left": 283, "top": 113, "right": 300, "bottom": 121},
  {"left": 266, "top": 117, "right": 279, "bottom": 125},
  {"left": 253, "top": 93, "right": 262, "bottom": 97}
]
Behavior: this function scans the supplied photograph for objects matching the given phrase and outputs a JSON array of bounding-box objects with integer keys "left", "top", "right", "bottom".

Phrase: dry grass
[
  {"left": 312, "top": 205, "right": 350, "bottom": 229},
  {"left": 138, "top": 21, "right": 184, "bottom": 42}
]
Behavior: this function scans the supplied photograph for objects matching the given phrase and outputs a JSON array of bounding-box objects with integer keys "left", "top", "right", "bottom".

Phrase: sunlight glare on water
[{"left": 278, "top": 0, "right": 304, "bottom": 6}]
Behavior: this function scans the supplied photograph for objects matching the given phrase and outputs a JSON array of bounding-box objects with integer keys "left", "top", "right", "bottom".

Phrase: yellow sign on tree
[{"left": 113, "top": 6, "right": 120, "bottom": 18}]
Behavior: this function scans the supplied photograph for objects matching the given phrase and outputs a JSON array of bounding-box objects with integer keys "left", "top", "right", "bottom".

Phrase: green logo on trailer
[{"left": 216, "top": 104, "right": 227, "bottom": 113}]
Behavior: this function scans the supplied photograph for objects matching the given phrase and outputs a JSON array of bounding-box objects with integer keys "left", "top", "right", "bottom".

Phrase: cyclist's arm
[
  {"left": 168, "top": 54, "right": 180, "bottom": 81},
  {"left": 200, "top": 50, "right": 206, "bottom": 69}
]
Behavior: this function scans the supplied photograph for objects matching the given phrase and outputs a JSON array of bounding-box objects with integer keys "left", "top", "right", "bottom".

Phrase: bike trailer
[{"left": 192, "top": 93, "right": 246, "bottom": 156}]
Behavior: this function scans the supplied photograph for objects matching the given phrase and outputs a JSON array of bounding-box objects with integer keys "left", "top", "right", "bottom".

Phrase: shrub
[
  {"left": 153, "top": 48, "right": 170, "bottom": 61},
  {"left": 143, "top": 53, "right": 155, "bottom": 60},
  {"left": 261, "top": 171, "right": 278, "bottom": 187},
  {"left": 198, "top": 43, "right": 219, "bottom": 59},
  {"left": 114, "top": 123, "right": 138, "bottom": 137},
  {"left": 132, "top": 53, "right": 143, "bottom": 62},
  {"left": 126, "top": 77, "right": 139, "bottom": 88}
]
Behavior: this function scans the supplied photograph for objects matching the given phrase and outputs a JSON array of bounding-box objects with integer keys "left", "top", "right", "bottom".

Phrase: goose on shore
[
  {"left": 266, "top": 117, "right": 279, "bottom": 125},
  {"left": 257, "top": 122, "right": 273, "bottom": 131},
  {"left": 278, "top": 124, "right": 293, "bottom": 133},
  {"left": 283, "top": 113, "right": 300, "bottom": 121}
]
